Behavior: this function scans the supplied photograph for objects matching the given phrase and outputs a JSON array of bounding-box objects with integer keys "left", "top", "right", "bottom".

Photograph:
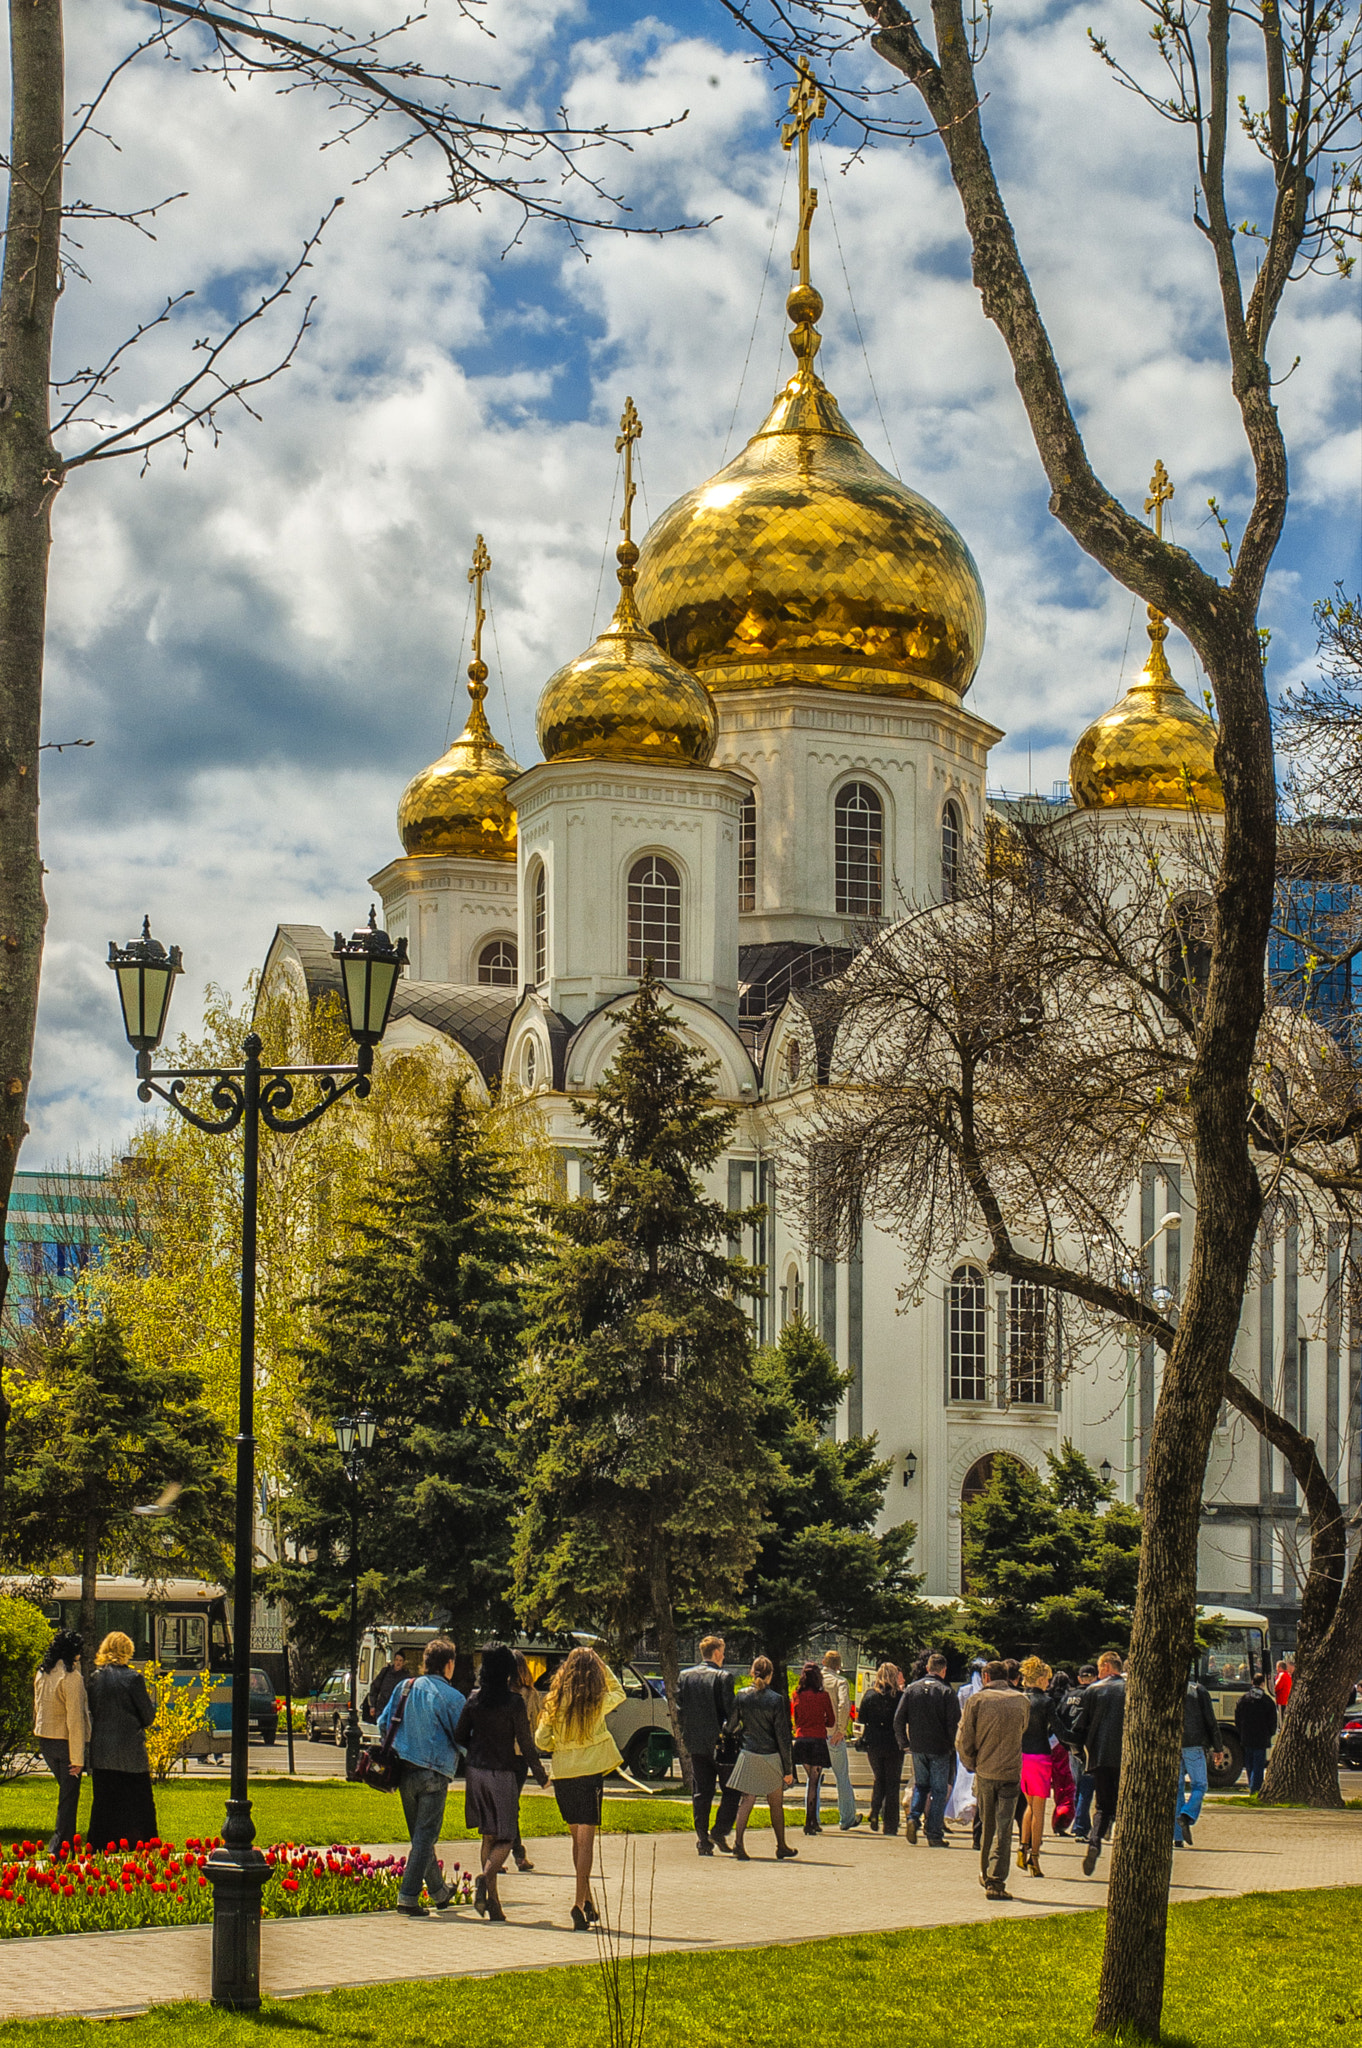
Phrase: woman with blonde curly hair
[
  {"left": 87, "top": 1632, "right": 158, "bottom": 1852},
  {"left": 1017, "top": 1654, "right": 1056, "bottom": 1877},
  {"left": 536, "top": 1646, "right": 625, "bottom": 1929}
]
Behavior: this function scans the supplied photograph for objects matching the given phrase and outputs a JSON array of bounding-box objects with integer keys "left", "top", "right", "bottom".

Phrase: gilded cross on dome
[
  {"left": 616, "top": 397, "right": 642, "bottom": 551},
  {"left": 464, "top": 533, "right": 493, "bottom": 733},
  {"left": 782, "top": 56, "right": 826, "bottom": 290},
  {"left": 1144, "top": 459, "right": 1174, "bottom": 540},
  {"left": 1140, "top": 460, "right": 1177, "bottom": 682}
]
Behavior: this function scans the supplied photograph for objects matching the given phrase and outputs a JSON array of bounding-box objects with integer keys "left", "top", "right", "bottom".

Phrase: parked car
[
  {"left": 305, "top": 1669, "right": 354, "bottom": 1746},
  {"left": 1339, "top": 1710, "right": 1362, "bottom": 1769},
  {"left": 249, "top": 1668, "right": 279, "bottom": 1745}
]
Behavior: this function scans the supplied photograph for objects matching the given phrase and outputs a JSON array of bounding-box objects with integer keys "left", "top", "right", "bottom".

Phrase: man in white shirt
[{"left": 820, "top": 1650, "right": 862, "bottom": 1830}]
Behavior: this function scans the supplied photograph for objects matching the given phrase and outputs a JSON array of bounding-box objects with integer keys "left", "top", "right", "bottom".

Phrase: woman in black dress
[
  {"left": 857, "top": 1664, "right": 905, "bottom": 1836},
  {"left": 87, "top": 1633, "right": 158, "bottom": 1851},
  {"left": 454, "top": 1644, "right": 548, "bottom": 1921}
]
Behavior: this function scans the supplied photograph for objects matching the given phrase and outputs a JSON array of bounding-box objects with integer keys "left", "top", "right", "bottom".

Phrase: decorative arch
[{"left": 958, "top": 1449, "right": 1031, "bottom": 1595}]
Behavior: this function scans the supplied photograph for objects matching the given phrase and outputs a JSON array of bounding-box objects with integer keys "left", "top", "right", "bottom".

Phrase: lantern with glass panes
[{"left": 107, "top": 909, "right": 405, "bottom": 2013}]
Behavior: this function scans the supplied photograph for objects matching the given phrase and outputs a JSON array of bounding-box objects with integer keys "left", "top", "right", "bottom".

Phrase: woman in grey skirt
[
  {"left": 454, "top": 1644, "right": 548, "bottom": 1921},
  {"left": 725, "top": 1656, "right": 797, "bottom": 1861}
]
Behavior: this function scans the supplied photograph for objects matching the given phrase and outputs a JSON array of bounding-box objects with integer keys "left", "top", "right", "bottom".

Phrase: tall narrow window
[
  {"left": 477, "top": 938, "right": 517, "bottom": 986},
  {"left": 949, "top": 1263, "right": 988, "bottom": 1402},
  {"left": 739, "top": 793, "right": 757, "bottom": 914},
  {"left": 835, "top": 782, "right": 883, "bottom": 917},
  {"left": 531, "top": 864, "right": 547, "bottom": 986},
  {"left": 942, "top": 799, "right": 961, "bottom": 901},
  {"left": 1008, "top": 1280, "right": 1049, "bottom": 1404},
  {"left": 627, "top": 855, "right": 681, "bottom": 979}
]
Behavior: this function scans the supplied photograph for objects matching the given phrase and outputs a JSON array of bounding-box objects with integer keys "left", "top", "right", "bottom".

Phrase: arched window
[
  {"left": 1008, "top": 1279, "right": 1049, "bottom": 1405},
  {"left": 1167, "top": 895, "right": 1212, "bottom": 1011},
  {"left": 948, "top": 1263, "right": 988, "bottom": 1403},
  {"left": 627, "top": 855, "right": 681, "bottom": 979},
  {"left": 739, "top": 793, "right": 757, "bottom": 914},
  {"left": 942, "top": 799, "right": 961, "bottom": 901},
  {"left": 523, "top": 1037, "right": 537, "bottom": 1090},
  {"left": 835, "top": 782, "right": 883, "bottom": 917},
  {"left": 477, "top": 938, "right": 517, "bottom": 987},
  {"left": 530, "top": 864, "right": 547, "bottom": 986}
]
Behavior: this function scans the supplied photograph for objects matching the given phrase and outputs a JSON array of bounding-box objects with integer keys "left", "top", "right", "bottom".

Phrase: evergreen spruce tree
[
  {"left": 275, "top": 1082, "right": 535, "bottom": 1664},
  {"left": 961, "top": 1443, "right": 1141, "bottom": 1664},
  {"left": 513, "top": 967, "right": 768, "bottom": 1769},
  {"left": 3, "top": 1319, "right": 231, "bottom": 1659},
  {"left": 747, "top": 1314, "right": 929, "bottom": 1680}
]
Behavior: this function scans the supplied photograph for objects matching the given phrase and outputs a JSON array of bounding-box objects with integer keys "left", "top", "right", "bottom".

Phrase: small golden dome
[
  {"left": 1069, "top": 615, "right": 1224, "bottom": 812},
  {"left": 397, "top": 535, "right": 521, "bottom": 859},
  {"left": 536, "top": 401, "right": 718, "bottom": 767},
  {"left": 634, "top": 292, "right": 985, "bottom": 705}
]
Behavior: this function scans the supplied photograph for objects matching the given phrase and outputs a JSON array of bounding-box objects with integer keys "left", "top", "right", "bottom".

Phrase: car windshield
[
  {"left": 1198, "top": 1625, "right": 1266, "bottom": 1688},
  {"left": 249, "top": 1670, "right": 273, "bottom": 1693}
]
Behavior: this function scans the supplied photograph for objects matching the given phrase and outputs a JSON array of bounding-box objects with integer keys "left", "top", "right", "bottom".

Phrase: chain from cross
[
  {"left": 467, "top": 534, "right": 491, "bottom": 683},
  {"left": 781, "top": 56, "right": 826, "bottom": 288},
  {"left": 1145, "top": 460, "right": 1174, "bottom": 540},
  {"left": 616, "top": 397, "right": 642, "bottom": 548}
]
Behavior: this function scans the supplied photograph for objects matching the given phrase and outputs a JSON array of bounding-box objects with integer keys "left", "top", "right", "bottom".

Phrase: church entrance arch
[{"left": 959, "top": 1452, "right": 1028, "bottom": 1594}]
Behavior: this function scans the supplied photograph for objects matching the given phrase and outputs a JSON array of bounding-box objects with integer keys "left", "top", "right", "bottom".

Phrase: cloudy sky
[{"left": 22, "top": 0, "right": 1362, "bottom": 1163}]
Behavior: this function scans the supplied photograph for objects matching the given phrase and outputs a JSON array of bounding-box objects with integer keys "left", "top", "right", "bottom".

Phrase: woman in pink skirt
[{"left": 1017, "top": 1656, "right": 1057, "bottom": 1877}]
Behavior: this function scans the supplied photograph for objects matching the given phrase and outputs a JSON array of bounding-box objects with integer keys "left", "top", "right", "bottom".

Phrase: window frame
[
  {"left": 1007, "top": 1278, "right": 1050, "bottom": 1406},
  {"left": 834, "top": 780, "right": 885, "bottom": 918},
  {"left": 530, "top": 863, "right": 547, "bottom": 987},
  {"left": 626, "top": 852, "right": 683, "bottom": 980},
  {"left": 739, "top": 792, "right": 757, "bottom": 915},
  {"left": 947, "top": 1263, "right": 989, "bottom": 1403},
  {"left": 942, "top": 798, "right": 962, "bottom": 902},
  {"left": 476, "top": 936, "right": 518, "bottom": 987}
]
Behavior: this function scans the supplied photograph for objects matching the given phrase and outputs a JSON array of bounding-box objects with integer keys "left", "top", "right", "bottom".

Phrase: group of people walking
[{"left": 33, "top": 1629, "right": 159, "bottom": 1855}]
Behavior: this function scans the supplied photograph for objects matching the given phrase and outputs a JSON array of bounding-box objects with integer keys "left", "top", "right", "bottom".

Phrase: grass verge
[
  {"left": 3, "top": 1884, "right": 1359, "bottom": 2045},
  {"left": 0, "top": 1779, "right": 697, "bottom": 1850}
]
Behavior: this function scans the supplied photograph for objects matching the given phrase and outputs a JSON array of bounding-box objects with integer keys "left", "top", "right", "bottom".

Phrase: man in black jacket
[
  {"left": 676, "top": 1635, "right": 740, "bottom": 1855},
  {"left": 894, "top": 1653, "right": 962, "bottom": 1846},
  {"left": 1234, "top": 1676, "right": 1278, "bottom": 1793},
  {"left": 1072, "top": 1651, "right": 1125, "bottom": 1875},
  {"left": 363, "top": 1648, "right": 406, "bottom": 1725},
  {"left": 1177, "top": 1674, "right": 1225, "bottom": 1847}
]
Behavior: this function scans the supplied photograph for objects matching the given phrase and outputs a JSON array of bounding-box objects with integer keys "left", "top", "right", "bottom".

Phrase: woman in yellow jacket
[{"left": 536, "top": 1647, "right": 624, "bottom": 1929}]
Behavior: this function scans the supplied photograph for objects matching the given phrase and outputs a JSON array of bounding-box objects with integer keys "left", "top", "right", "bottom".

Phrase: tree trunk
[
  {"left": 649, "top": 1533, "right": 692, "bottom": 1792},
  {"left": 79, "top": 1511, "right": 99, "bottom": 1674},
  {"left": 0, "top": 0, "right": 63, "bottom": 1314}
]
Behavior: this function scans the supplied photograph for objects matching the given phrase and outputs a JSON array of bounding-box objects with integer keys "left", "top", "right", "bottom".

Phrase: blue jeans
[
  {"left": 1244, "top": 1746, "right": 1267, "bottom": 1793},
  {"left": 826, "top": 1735, "right": 858, "bottom": 1826},
  {"left": 1178, "top": 1746, "right": 1209, "bottom": 1825},
  {"left": 1073, "top": 1769, "right": 1095, "bottom": 1837},
  {"left": 398, "top": 1763, "right": 451, "bottom": 1904},
  {"left": 910, "top": 1751, "right": 952, "bottom": 1840}
]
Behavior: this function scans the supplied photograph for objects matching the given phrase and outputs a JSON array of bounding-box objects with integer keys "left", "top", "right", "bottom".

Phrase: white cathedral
[{"left": 260, "top": 96, "right": 1326, "bottom": 1646}]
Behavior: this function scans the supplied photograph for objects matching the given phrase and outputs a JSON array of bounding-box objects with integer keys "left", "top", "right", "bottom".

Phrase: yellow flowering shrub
[{"left": 142, "top": 1664, "right": 214, "bottom": 1782}]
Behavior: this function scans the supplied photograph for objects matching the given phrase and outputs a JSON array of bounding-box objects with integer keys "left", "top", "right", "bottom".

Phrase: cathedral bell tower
[{"left": 508, "top": 401, "right": 749, "bottom": 1028}]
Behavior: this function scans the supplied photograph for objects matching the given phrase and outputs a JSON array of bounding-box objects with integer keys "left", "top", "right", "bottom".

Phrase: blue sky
[{"left": 19, "top": 0, "right": 1362, "bottom": 1160}]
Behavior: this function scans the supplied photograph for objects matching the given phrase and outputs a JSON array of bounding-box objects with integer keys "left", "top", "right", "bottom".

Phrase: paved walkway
[{"left": 5, "top": 1805, "right": 1360, "bottom": 2021}]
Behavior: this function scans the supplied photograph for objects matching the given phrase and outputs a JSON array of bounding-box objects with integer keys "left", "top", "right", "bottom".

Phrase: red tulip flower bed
[{"left": 0, "top": 1835, "right": 473, "bottom": 1937}]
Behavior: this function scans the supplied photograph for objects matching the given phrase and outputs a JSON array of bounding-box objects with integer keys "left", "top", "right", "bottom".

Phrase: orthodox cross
[
  {"left": 782, "top": 57, "right": 826, "bottom": 289},
  {"left": 1145, "top": 460, "right": 1174, "bottom": 540},
  {"left": 466, "top": 533, "right": 492, "bottom": 703},
  {"left": 616, "top": 397, "right": 642, "bottom": 549}
]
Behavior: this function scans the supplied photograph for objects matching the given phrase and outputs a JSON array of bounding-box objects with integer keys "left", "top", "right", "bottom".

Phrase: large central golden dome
[{"left": 635, "top": 289, "right": 985, "bottom": 705}]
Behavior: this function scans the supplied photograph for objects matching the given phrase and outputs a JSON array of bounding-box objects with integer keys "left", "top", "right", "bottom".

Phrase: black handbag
[{"left": 356, "top": 1678, "right": 414, "bottom": 1792}]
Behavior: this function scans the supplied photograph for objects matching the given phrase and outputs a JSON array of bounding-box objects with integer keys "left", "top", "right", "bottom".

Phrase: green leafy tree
[
  {"left": 0, "top": 1595, "right": 55, "bottom": 1779},
  {"left": 513, "top": 967, "right": 768, "bottom": 1766},
  {"left": 274, "top": 1082, "right": 538, "bottom": 1666},
  {"left": 961, "top": 1443, "right": 1141, "bottom": 1665},
  {"left": 2, "top": 1320, "right": 231, "bottom": 1657},
  {"left": 746, "top": 1315, "right": 929, "bottom": 1677}
]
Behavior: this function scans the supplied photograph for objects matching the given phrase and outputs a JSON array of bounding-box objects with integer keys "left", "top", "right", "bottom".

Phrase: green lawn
[
  {"left": 0, "top": 1777, "right": 697, "bottom": 1849},
  {"left": 3, "top": 1885, "right": 1358, "bottom": 2045}
]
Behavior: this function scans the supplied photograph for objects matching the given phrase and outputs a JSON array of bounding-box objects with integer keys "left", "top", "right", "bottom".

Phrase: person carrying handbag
[
  {"left": 676, "top": 1635, "right": 740, "bottom": 1855},
  {"left": 377, "top": 1637, "right": 466, "bottom": 1918}
]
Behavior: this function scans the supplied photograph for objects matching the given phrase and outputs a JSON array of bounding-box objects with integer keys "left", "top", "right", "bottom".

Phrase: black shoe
[
  {"left": 571, "top": 1905, "right": 589, "bottom": 1932},
  {"left": 697, "top": 1840, "right": 714, "bottom": 1856},
  {"left": 514, "top": 1853, "right": 534, "bottom": 1872},
  {"left": 984, "top": 1883, "right": 1013, "bottom": 1902},
  {"left": 584, "top": 1897, "right": 598, "bottom": 1923},
  {"left": 803, "top": 1822, "right": 821, "bottom": 1836},
  {"left": 869, "top": 1815, "right": 880, "bottom": 1832},
  {"left": 396, "top": 1900, "right": 430, "bottom": 1918},
  {"left": 487, "top": 1900, "right": 507, "bottom": 1923},
  {"left": 1181, "top": 1817, "right": 1195, "bottom": 1846},
  {"left": 775, "top": 1844, "right": 799, "bottom": 1860},
  {"left": 732, "top": 1842, "right": 750, "bottom": 1861},
  {"left": 1071, "top": 1830, "right": 1089, "bottom": 1842},
  {"left": 927, "top": 1836, "right": 948, "bottom": 1848},
  {"left": 431, "top": 1889, "right": 455, "bottom": 1910},
  {"left": 1052, "top": 1821, "right": 1070, "bottom": 1837},
  {"left": 1083, "top": 1838, "right": 1101, "bottom": 1875},
  {"left": 709, "top": 1833, "right": 732, "bottom": 1854},
  {"left": 474, "top": 1875, "right": 488, "bottom": 1918},
  {"left": 905, "top": 1816, "right": 919, "bottom": 1845}
]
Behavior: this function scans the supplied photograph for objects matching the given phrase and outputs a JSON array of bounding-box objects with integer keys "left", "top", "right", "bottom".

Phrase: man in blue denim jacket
[{"left": 379, "top": 1636, "right": 466, "bottom": 1915}]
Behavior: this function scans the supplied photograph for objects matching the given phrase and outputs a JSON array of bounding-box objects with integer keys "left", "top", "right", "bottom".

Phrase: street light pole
[
  {"left": 108, "top": 910, "right": 406, "bottom": 2011},
  {"left": 332, "top": 1411, "right": 375, "bottom": 1782}
]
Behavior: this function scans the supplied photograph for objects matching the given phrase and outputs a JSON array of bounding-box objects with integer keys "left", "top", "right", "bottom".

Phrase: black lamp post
[
  {"left": 109, "top": 906, "right": 406, "bottom": 2011},
  {"left": 333, "top": 1410, "right": 376, "bottom": 1781}
]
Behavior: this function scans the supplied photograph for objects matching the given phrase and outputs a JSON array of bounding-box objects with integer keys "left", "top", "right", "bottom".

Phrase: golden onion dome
[
  {"left": 397, "top": 535, "right": 521, "bottom": 859},
  {"left": 1069, "top": 612, "right": 1224, "bottom": 812},
  {"left": 536, "top": 399, "right": 718, "bottom": 767},
  {"left": 634, "top": 286, "right": 986, "bottom": 705}
]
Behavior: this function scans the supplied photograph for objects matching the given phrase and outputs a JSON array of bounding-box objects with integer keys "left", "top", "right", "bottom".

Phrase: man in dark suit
[
  {"left": 1072, "top": 1650, "right": 1126, "bottom": 1875},
  {"left": 676, "top": 1634, "right": 740, "bottom": 1855}
]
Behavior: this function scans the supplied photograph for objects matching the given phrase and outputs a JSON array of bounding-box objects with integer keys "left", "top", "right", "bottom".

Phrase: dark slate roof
[
  {"left": 738, "top": 941, "right": 854, "bottom": 1031},
  {"left": 390, "top": 982, "right": 517, "bottom": 1085}
]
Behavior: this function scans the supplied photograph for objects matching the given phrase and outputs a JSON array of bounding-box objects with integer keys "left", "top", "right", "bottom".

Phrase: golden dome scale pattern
[
  {"left": 1069, "top": 615, "right": 1224, "bottom": 813},
  {"left": 398, "top": 536, "right": 522, "bottom": 860},
  {"left": 536, "top": 399, "right": 718, "bottom": 768}
]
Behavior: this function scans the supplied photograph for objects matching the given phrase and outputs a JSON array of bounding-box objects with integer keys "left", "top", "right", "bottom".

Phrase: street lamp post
[
  {"left": 332, "top": 1411, "right": 376, "bottom": 1781},
  {"left": 109, "top": 908, "right": 406, "bottom": 2011}
]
